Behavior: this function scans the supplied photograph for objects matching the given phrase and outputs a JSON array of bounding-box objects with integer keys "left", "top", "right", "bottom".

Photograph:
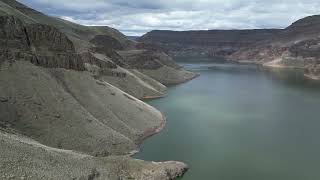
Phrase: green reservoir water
[{"left": 134, "top": 62, "right": 320, "bottom": 180}]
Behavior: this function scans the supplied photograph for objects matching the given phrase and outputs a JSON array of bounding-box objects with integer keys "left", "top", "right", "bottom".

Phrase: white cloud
[{"left": 18, "top": 0, "right": 320, "bottom": 36}]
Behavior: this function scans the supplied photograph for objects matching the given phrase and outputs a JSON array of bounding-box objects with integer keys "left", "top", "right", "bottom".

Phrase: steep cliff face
[
  {"left": 0, "top": 0, "right": 197, "bottom": 99},
  {"left": 139, "top": 29, "right": 281, "bottom": 58},
  {"left": 0, "top": 0, "right": 132, "bottom": 51},
  {"left": 90, "top": 35, "right": 125, "bottom": 50},
  {"left": 0, "top": 15, "right": 29, "bottom": 51},
  {"left": 0, "top": 16, "right": 118, "bottom": 71},
  {"left": 0, "top": 0, "right": 192, "bottom": 179},
  {"left": 27, "top": 23, "right": 75, "bottom": 53}
]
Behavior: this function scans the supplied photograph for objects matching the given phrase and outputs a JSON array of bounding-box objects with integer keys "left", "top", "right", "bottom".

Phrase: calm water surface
[{"left": 134, "top": 62, "right": 320, "bottom": 180}]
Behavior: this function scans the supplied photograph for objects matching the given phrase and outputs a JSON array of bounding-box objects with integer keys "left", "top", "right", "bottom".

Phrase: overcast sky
[{"left": 18, "top": 0, "right": 320, "bottom": 36}]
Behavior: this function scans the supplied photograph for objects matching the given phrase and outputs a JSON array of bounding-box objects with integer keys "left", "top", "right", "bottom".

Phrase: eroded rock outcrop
[
  {"left": 26, "top": 23, "right": 75, "bottom": 53},
  {"left": 0, "top": 16, "right": 29, "bottom": 51},
  {"left": 0, "top": 16, "right": 121, "bottom": 74},
  {"left": 118, "top": 49, "right": 198, "bottom": 85},
  {"left": 118, "top": 50, "right": 176, "bottom": 70},
  {"left": 90, "top": 34, "right": 125, "bottom": 50},
  {"left": 305, "top": 64, "right": 320, "bottom": 79},
  {"left": 229, "top": 15, "right": 320, "bottom": 79}
]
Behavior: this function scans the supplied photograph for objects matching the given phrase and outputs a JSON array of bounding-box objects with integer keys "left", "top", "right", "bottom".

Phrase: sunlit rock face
[{"left": 229, "top": 15, "right": 320, "bottom": 74}]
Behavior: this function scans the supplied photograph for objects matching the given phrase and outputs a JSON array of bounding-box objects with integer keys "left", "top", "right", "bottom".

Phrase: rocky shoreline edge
[
  {"left": 168, "top": 73, "right": 201, "bottom": 86},
  {"left": 130, "top": 72, "right": 200, "bottom": 179},
  {"left": 126, "top": 110, "right": 188, "bottom": 180},
  {"left": 304, "top": 74, "right": 320, "bottom": 80},
  {"left": 137, "top": 72, "right": 200, "bottom": 149}
]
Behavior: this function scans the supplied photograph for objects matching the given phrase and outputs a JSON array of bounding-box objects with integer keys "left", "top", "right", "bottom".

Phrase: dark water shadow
[{"left": 260, "top": 67, "right": 320, "bottom": 92}]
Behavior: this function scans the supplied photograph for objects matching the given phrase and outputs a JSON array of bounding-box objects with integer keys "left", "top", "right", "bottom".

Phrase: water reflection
[
  {"left": 135, "top": 62, "right": 320, "bottom": 180},
  {"left": 261, "top": 67, "right": 320, "bottom": 91}
]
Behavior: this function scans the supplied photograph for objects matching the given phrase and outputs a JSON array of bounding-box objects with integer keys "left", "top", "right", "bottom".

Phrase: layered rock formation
[
  {"left": 139, "top": 29, "right": 281, "bottom": 58},
  {"left": 0, "top": 0, "right": 196, "bottom": 92},
  {"left": 0, "top": 0, "right": 195, "bottom": 179},
  {"left": 229, "top": 15, "right": 320, "bottom": 79},
  {"left": 118, "top": 49, "right": 197, "bottom": 85}
]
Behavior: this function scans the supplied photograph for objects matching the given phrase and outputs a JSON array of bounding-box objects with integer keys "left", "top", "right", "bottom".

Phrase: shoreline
[
  {"left": 130, "top": 71, "right": 199, "bottom": 178},
  {"left": 234, "top": 60, "right": 319, "bottom": 81},
  {"left": 129, "top": 111, "right": 167, "bottom": 156},
  {"left": 141, "top": 94, "right": 167, "bottom": 100},
  {"left": 231, "top": 59, "right": 304, "bottom": 70},
  {"left": 304, "top": 73, "right": 320, "bottom": 80},
  {"left": 140, "top": 72, "right": 200, "bottom": 100},
  {"left": 166, "top": 73, "right": 201, "bottom": 86},
  {"left": 138, "top": 111, "right": 167, "bottom": 146},
  {"left": 135, "top": 71, "right": 200, "bottom": 148},
  {"left": 262, "top": 63, "right": 303, "bottom": 69},
  {"left": 130, "top": 109, "right": 189, "bottom": 180},
  {"left": 135, "top": 73, "right": 199, "bottom": 146}
]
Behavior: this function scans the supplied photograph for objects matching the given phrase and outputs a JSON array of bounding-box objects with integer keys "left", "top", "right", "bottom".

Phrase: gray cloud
[{"left": 18, "top": 0, "right": 320, "bottom": 35}]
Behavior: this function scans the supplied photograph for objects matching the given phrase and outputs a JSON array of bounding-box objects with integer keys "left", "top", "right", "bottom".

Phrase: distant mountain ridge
[
  {"left": 139, "top": 29, "right": 281, "bottom": 58},
  {"left": 127, "top": 36, "right": 140, "bottom": 41},
  {"left": 140, "top": 15, "right": 320, "bottom": 79}
]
